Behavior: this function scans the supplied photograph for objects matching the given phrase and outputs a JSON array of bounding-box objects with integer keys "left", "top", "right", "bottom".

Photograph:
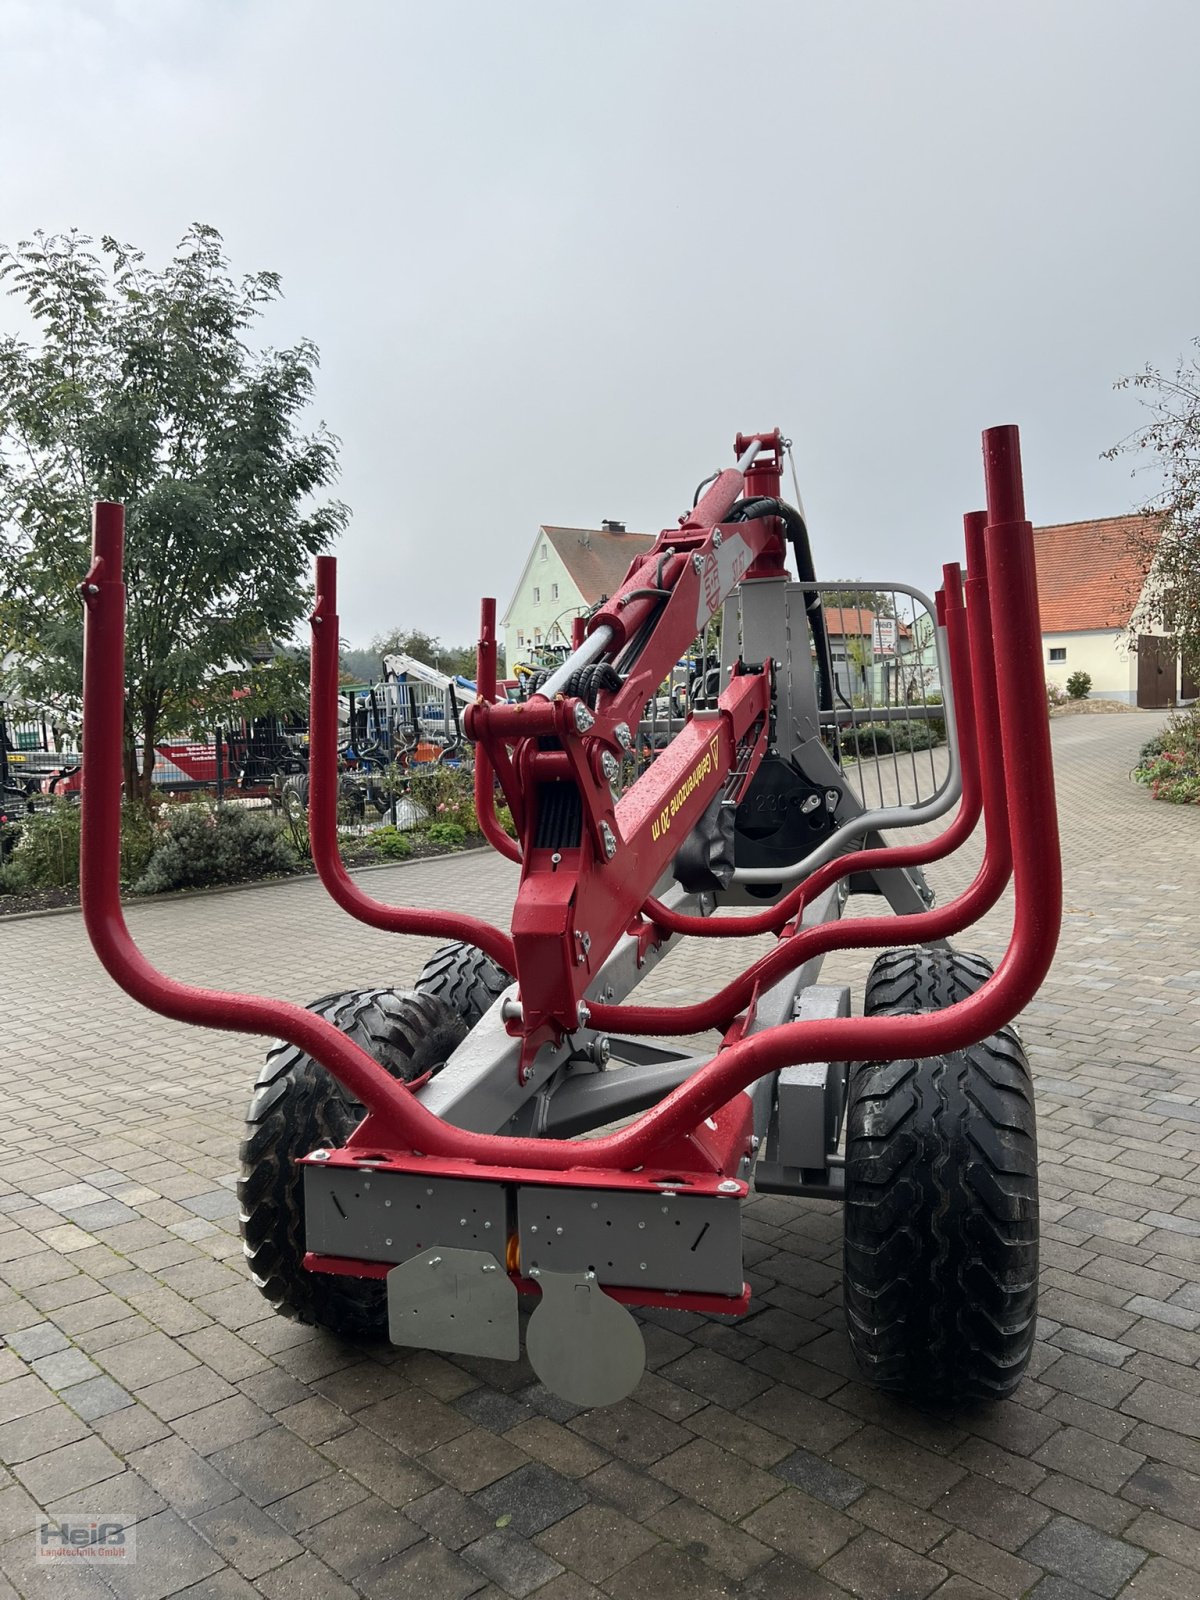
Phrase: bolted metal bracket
[{"left": 387, "top": 1247, "right": 519, "bottom": 1360}]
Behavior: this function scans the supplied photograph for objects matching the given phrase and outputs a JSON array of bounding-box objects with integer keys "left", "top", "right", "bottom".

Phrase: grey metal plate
[
  {"left": 777, "top": 984, "right": 850, "bottom": 1169},
  {"left": 525, "top": 1269, "right": 646, "bottom": 1407},
  {"left": 305, "top": 1167, "right": 508, "bottom": 1263},
  {"left": 517, "top": 1184, "right": 743, "bottom": 1295},
  {"left": 387, "top": 1247, "right": 519, "bottom": 1359}
]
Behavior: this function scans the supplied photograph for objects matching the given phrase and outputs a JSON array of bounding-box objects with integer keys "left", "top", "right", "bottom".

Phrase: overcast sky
[{"left": 3, "top": 0, "right": 1197, "bottom": 649}]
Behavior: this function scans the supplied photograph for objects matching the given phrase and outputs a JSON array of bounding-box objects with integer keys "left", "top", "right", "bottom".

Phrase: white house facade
[
  {"left": 1032, "top": 515, "right": 1192, "bottom": 706},
  {"left": 500, "top": 522, "right": 653, "bottom": 672}
]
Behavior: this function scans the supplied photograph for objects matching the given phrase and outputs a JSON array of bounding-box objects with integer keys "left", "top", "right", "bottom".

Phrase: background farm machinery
[
  {"left": 2, "top": 646, "right": 478, "bottom": 845},
  {"left": 78, "top": 425, "right": 1059, "bottom": 1408}
]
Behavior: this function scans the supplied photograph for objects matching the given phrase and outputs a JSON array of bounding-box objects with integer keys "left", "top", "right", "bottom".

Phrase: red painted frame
[
  {"left": 459, "top": 434, "right": 789, "bottom": 1042},
  {"left": 307, "top": 562, "right": 516, "bottom": 975},
  {"left": 78, "top": 426, "right": 1060, "bottom": 1188}
]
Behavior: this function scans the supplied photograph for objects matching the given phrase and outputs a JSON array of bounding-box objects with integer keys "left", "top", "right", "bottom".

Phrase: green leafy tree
[
  {"left": 367, "top": 627, "right": 477, "bottom": 680},
  {"left": 820, "top": 587, "right": 897, "bottom": 617},
  {"left": 1107, "top": 342, "right": 1200, "bottom": 679},
  {"left": 0, "top": 225, "right": 348, "bottom": 802},
  {"left": 338, "top": 643, "right": 380, "bottom": 684}
]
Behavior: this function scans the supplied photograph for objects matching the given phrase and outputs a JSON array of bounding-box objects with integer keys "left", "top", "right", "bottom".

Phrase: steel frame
[{"left": 78, "top": 425, "right": 1060, "bottom": 1369}]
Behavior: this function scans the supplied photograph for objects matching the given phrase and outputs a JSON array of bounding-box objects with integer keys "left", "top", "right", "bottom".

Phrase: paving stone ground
[{"left": 0, "top": 710, "right": 1197, "bottom": 1599}]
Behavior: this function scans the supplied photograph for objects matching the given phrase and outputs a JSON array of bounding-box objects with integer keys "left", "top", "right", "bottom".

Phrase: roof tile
[
  {"left": 1032, "top": 515, "right": 1160, "bottom": 632},
  {"left": 542, "top": 525, "right": 655, "bottom": 606}
]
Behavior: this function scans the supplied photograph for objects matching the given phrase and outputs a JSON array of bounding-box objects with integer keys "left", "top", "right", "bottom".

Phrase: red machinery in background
[{"left": 79, "top": 425, "right": 1059, "bottom": 1408}]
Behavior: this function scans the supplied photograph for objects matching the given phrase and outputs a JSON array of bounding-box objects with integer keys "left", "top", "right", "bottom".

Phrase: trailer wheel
[
  {"left": 415, "top": 941, "right": 512, "bottom": 1029},
  {"left": 280, "top": 772, "right": 309, "bottom": 821},
  {"left": 843, "top": 947, "right": 1039, "bottom": 1404},
  {"left": 238, "top": 988, "right": 466, "bottom": 1338}
]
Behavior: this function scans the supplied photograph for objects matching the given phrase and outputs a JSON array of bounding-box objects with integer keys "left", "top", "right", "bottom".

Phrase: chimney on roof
[{"left": 601, "top": 519, "right": 625, "bottom": 533}]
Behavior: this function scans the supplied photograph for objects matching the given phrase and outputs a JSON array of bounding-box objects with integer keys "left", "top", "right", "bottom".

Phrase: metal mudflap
[
  {"left": 387, "top": 1247, "right": 519, "bottom": 1360},
  {"left": 304, "top": 1165, "right": 508, "bottom": 1262},
  {"left": 516, "top": 1183, "right": 743, "bottom": 1295},
  {"left": 525, "top": 1269, "right": 646, "bottom": 1406}
]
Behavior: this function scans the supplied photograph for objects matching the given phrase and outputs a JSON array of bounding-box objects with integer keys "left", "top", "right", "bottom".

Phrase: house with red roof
[
  {"left": 501, "top": 522, "right": 653, "bottom": 670},
  {"left": 820, "top": 607, "right": 928, "bottom": 702},
  {"left": 1032, "top": 514, "right": 1190, "bottom": 707},
  {"left": 501, "top": 513, "right": 1187, "bottom": 706}
]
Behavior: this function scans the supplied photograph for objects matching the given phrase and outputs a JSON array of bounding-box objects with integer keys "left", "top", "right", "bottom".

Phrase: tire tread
[
  {"left": 237, "top": 987, "right": 465, "bottom": 1337},
  {"left": 843, "top": 946, "right": 1038, "bottom": 1403}
]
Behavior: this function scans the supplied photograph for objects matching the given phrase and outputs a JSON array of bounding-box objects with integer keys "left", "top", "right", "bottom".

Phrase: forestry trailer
[{"left": 78, "top": 425, "right": 1058, "bottom": 1407}]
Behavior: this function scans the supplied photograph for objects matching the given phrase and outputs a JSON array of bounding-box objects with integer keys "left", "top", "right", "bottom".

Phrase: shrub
[
  {"left": 1133, "top": 705, "right": 1200, "bottom": 804},
  {"left": 136, "top": 804, "right": 297, "bottom": 894},
  {"left": 0, "top": 797, "right": 156, "bottom": 892},
  {"left": 1139, "top": 732, "right": 1166, "bottom": 764},
  {"left": 1066, "top": 671, "right": 1092, "bottom": 701},
  {"left": 371, "top": 825, "right": 413, "bottom": 860},
  {"left": 119, "top": 802, "right": 157, "bottom": 886},
  {"left": 1046, "top": 681, "right": 1068, "bottom": 710},
  {"left": 406, "top": 763, "right": 479, "bottom": 835},
  {"left": 424, "top": 820, "right": 468, "bottom": 848},
  {"left": 849, "top": 720, "right": 942, "bottom": 755},
  {"left": 0, "top": 799, "right": 80, "bottom": 890},
  {"left": 1136, "top": 751, "right": 1200, "bottom": 804},
  {"left": 1155, "top": 703, "right": 1200, "bottom": 762},
  {"left": 921, "top": 690, "right": 946, "bottom": 742}
]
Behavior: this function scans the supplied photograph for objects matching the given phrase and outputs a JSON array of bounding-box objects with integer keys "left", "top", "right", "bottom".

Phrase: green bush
[
  {"left": 406, "top": 763, "right": 479, "bottom": 835},
  {"left": 0, "top": 797, "right": 154, "bottom": 893},
  {"left": 1139, "top": 732, "right": 1167, "bottom": 764},
  {"left": 849, "top": 719, "right": 942, "bottom": 755},
  {"left": 1046, "top": 681, "right": 1068, "bottom": 710},
  {"left": 120, "top": 802, "right": 157, "bottom": 886},
  {"left": 371, "top": 825, "right": 413, "bottom": 860},
  {"left": 1133, "top": 705, "right": 1200, "bottom": 804},
  {"left": 136, "top": 804, "right": 297, "bottom": 894},
  {"left": 1, "top": 799, "right": 80, "bottom": 889},
  {"left": 1066, "top": 671, "right": 1092, "bottom": 701},
  {"left": 424, "top": 820, "right": 468, "bottom": 848},
  {"left": 921, "top": 690, "right": 946, "bottom": 742}
]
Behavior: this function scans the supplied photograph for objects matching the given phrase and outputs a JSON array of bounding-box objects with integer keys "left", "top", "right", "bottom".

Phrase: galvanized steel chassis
[{"left": 78, "top": 425, "right": 1061, "bottom": 1405}]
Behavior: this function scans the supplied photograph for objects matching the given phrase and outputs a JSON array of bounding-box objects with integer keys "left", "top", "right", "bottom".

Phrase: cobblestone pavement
[{"left": 1, "top": 711, "right": 1197, "bottom": 1600}]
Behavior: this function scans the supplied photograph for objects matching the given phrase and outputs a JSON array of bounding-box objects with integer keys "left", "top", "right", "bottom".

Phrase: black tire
[
  {"left": 280, "top": 770, "right": 368, "bottom": 824},
  {"left": 415, "top": 941, "right": 512, "bottom": 1029},
  {"left": 863, "top": 945, "right": 996, "bottom": 1017},
  {"left": 843, "top": 946, "right": 1038, "bottom": 1404},
  {"left": 280, "top": 772, "right": 309, "bottom": 821},
  {"left": 238, "top": 988, "right": 466, "bottom": 1337}
]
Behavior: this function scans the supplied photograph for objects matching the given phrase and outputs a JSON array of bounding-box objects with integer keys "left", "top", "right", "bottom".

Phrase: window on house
[
  {"left": 541, "top": 544, "right": 547, "bottom": 559},
  {"left": 534, "top": 629, "right": 542, "bottom": 644},
  {"left": 1049, "top": 647, "right": 1066, "bottom": 663},
  {"left": 551, "top": 583, "right": 559, "bottom": 600},
  {"left": 516, "top": 631, "right": 524, "bottom": 647},
  {"left": 532, "top": 587, "right": 540, "bottom": 604}
]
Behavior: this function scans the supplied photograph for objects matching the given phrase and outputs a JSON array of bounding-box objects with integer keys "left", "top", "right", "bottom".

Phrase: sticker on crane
[
  {"left": 650, "top": 735, "right": 721, "bottom": 842},
  {"left": 696, "top": 532, "right": 751, "bottom": 630}
]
